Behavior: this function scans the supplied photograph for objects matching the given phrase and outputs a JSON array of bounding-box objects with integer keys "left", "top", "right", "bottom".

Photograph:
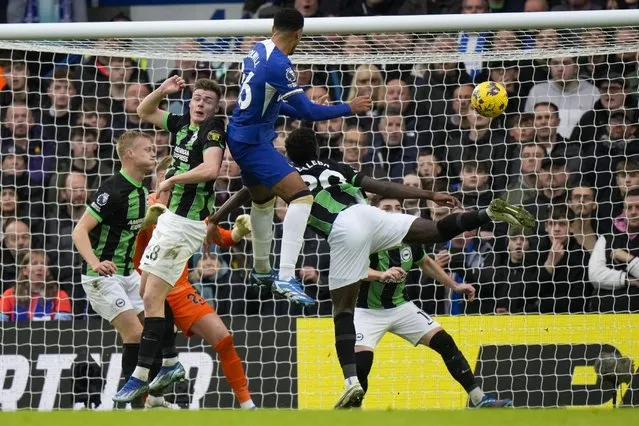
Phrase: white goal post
[{"left": 0, "top": 9, "right": 639, "bottom": 411}]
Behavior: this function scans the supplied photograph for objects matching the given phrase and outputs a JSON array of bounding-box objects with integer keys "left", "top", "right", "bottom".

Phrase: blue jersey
[{"left": 227, "top": 39, "right": 303, "bottom": 144}]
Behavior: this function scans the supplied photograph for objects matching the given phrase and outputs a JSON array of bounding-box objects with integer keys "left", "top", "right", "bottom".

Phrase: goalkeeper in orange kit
[{"left": 134, "top": 156, "right": 255, "bottom": 409}]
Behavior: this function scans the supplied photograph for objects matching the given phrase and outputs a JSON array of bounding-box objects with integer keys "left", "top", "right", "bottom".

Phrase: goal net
[{"left": 1, "top": 10, "right": 639, "bottom": 411}]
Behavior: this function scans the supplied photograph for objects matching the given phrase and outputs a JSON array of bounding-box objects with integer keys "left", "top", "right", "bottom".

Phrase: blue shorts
[{"left": 227, "top": 137, "right": 296, "bottom": 189}]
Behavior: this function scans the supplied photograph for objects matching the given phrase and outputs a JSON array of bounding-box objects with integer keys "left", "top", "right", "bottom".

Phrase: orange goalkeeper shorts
[{"left": 167, "top": 277, "right": 215, "bottom": 338}]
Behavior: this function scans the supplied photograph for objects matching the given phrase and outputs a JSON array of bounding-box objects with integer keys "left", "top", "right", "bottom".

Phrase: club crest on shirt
[
  {"left": 285, "top": 67, "right": 296, "bottom": 83},
  {"left": 207, "top": 131, "right": 221, "bottom": 142},
  {"left": 96, "top": 192, "right": 109, "bottom": 207},
  {"left": 400, "top": 247, "right": 412, "bottom": 263}
]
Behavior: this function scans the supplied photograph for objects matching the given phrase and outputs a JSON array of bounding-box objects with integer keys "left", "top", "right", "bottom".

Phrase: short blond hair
[{"left": 116, "top": 131, "right": 152, "bottom": 160}]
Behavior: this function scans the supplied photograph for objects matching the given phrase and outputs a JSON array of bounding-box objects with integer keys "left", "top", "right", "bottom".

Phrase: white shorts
[
  {"left": 81, "top": 272, "right": 143, "bottom": 322},
  {"left": 326, "top": 204, "right": 417, "bottom": 290},
  {"left": 140, "top": 209, "right": 206, "bottom": 286},
  {"left": 354, "top": 302, "right": 441, "bottom": 349}
]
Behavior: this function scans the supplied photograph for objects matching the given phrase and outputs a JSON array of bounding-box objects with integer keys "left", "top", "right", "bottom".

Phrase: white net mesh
[{"left": 1, "top": 19, "right": 639, "bottom": 411}]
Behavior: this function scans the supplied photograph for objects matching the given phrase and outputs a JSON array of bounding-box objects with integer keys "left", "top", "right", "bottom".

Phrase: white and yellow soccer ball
[{"left": 471, "top": 81, "right": 509, "bottom": 118}]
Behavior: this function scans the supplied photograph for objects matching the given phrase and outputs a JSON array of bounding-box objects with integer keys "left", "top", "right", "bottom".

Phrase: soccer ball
[{"left": 471, "top": 81, "right": 508, "bottom": 118}]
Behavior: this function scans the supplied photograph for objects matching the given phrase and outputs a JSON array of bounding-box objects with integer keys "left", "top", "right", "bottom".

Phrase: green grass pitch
[{"left": 1, "top": 409, "right": 637, "bottom": 426}]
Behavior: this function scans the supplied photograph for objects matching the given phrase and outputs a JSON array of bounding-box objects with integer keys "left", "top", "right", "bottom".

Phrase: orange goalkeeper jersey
[{"left": 132, "top": 192, "right": 236, "bottom": 289}]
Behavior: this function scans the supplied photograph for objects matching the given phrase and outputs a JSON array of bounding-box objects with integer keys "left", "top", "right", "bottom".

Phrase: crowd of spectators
[{"left": 1, "top": 0, "right": 639, "bottom": 322}]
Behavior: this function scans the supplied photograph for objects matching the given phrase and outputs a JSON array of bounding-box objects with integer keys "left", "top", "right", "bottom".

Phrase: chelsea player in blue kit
[{"left": 227, "top": 8, "right": 372, "bottom": 304}]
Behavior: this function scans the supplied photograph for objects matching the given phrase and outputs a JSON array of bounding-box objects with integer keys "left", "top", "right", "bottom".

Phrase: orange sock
[{"left": 215, "top": 335, "right": 252, "bottom": 405}]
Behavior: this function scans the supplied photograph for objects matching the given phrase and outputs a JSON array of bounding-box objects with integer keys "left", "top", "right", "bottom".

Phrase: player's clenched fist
[
  {"left": 380, "top": 266, "right": 406, "bottom": 283},
  {"left": 159, "top": 75, "right": 186, "bottom": 95},
  {"left": 348, "top": 96, "right": 373, "bottom": 114},
  {"left": 231, "top": 214, "right": 252, "bottom": 243}
]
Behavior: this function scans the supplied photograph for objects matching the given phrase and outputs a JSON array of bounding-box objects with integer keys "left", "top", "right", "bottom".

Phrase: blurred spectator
[
  {"left": 532, "top": 102, "right": 580, "bottom": 170},
  {"left": 572, "top": 73, "right": 635, "bottom": 143},
  {"left": 112, "top": 82, "right": 153, "bottom": 136},
  {"left": 552, "top": 0, "right": 603, "bottom": 10},
  {"left": 402, "top": 173, "right": 422, "bottom": 216},
  {"left": 589, "top": 188, "right": 639, "bottom": 313},
  {"left": 0, "top": 218, "right": 31, "bottom": 291},
  {"left": 153, "top": 129, "right": 171, "bottom": 160},
  {"left": 488, "top": 61, "right": 526, "bottom": 116},
  {"left": 370, "top": 111, "right": 418, "bottom": 179},
  {"left": 447, "top": 108, "right": 508, "bottom": 190},
  {"left": 524, "top": 0, "right": 550, "bottom": 11},
  {"left": 504, "top": 113, "right": 535, "bottom": 177},
  {"left": 220, "top": 85, "right": 240, "bottom": 118},
  {"left": 47, "top": 128, "right": 108, "bottom": 202},
  {"left": 321, "top": 0, "right": 430, "bottom": 16},
  {"left": 189, "top": 252, "right": 230, "bottom": 302},
  {"left": 598, "top": 156, "right": 639, "bottom": 222},
  {"left": 7, "top": 0, "right": 87, "bottom": 23},
  {"left": 568, "top": 185, "right": 599, "bottom": 252},
  {"left": 525, "top": 57, "right": 600, "bottom": 139},
  {"left": 506, "top": 142, "right": 545, "bottom": 207},
  {"left": 613, "top": 28, "right": 639, "bottom": 93},
  {"left": 525, "top": 204, "right": 591, "bottom": 313},
  {"left": 416, "top": 149, "right": 446, "bottom": 191},
  {"left": 0, "top": 56, "right": 40, "bottom": 108},
  {"left": 162, "top": 39, "right": 200, "bottom": 114},
  {"left": 458, "top": 0, "right": 490, "bottom": 82},
  {"left": 1, "top": 101, "right": 55, "bottom": 186},
  {"left": 41, "top": 67, "right": 77, "bottom": 157},
  {"left": 448, "top": 84, "right": 474, "bottom": 132},
  {"left": 0, "top": 185, "right": 26, "bottom": 231},
  {"left": 0, "top": 250, "right": 71, "bottom": 321},
  {"left": 381, "top": 79, "right": 416, "bottom": 129},
  {"left": 525, "top": 156, "right": 570, "bottom": 226},
  {"left": 294, "top": 0, "right": 322, "bottom": 17},
  {"left": 345, "top": 64, "right": 383, "bottom": 131},
  {"left": 579, "top": 27, "right": 612, "bottom": 82},
  {"left": 339, "top": 126, "right": 378, "bottom": 177},
  {"left": 45, "top": 172, "right": 87, "bottom": 287},
  {"left": 215, "top": 150, "right": 243, "bottom": 209},
  {"left": 492, "top": 227, "right": 537, "bottom": 313},
  {"left": 452, "top": 160, "right": 494, "bottom": 209}
]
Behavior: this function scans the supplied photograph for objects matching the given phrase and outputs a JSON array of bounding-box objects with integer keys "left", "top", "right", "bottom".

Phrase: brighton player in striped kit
[
  {"left": 353, "top": 197, "right": 512, "bottom": 408},
  {"left": 114, "top": 76, "right": 227, "bottom": 402}
]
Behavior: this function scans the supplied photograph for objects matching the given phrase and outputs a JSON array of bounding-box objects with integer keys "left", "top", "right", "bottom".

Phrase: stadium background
[{"left": 2, "top": 0, "right": 639, "bottom": 411}]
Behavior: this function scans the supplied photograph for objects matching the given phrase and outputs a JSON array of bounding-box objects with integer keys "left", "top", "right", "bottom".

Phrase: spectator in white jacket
[{"left": 588, "top": 188, "right": 639, "bottom": 312}]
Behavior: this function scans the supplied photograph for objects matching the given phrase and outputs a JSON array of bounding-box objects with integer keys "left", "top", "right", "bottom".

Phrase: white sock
[
  {"left": 468, "top": 387, "right": 485, "bottom": 405},
  {"left": 132, "top": 366, "right": 149, "bottom": 381},
  {"left": 162, "top": 356, "right": 178, "bottom": 367},
  {"left": 251, "top": 199, "right": 275, "bottom": 274},
  {"left": 278, "top": 201, "right": 312, "bottom": 281},
  {"left": 240, "top": 399, "right": 256, "bottom": 409},
  {"left": 345, "top": 376, "right": 360, "bottom": 387}
]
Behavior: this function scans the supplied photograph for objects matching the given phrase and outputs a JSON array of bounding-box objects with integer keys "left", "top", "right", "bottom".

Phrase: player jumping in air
[
  {"left": 114, "top": 76, "right": 226, "bottom": 402},
  {"left": 353, "top": 197, "right": 512, "bottom": 408},
  {"left": 227, "top": 7, "right": 372, "bottom": 304},
  {"left": 132, "top": 156, "right": 256, "bottom": 409},
  {"left": 210, "top": 128, "right": 534, "bottom": 407},
  {"left": 73, "top": 131, "right": 168, "bottom": 409}
]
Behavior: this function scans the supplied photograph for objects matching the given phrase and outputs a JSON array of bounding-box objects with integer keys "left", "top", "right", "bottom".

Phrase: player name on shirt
[
  {"left": 295, "top": 159, "right": 367, "bottom": 239},
  {"left": 163, "top": 112, "right": 226, "bottom": 221},
  {"left": 358, "top": 244, "right": 426, "bottom": 310},
  {"left": 84, "top": 169, "right": 148, "bottom": 277}
]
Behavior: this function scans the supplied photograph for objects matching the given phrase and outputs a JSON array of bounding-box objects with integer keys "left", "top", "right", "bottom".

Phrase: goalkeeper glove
[
  {"left": 142, "top": 203, "right": 167, "bottom": 229},
  {"left": 231, "top": 214, "right": 252, "bottom": 243}
]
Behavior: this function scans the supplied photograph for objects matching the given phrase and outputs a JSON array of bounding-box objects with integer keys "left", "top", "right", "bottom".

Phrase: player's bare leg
[
  {"left": 330, "top": 282, "right": 365, "bottom": 408},
  {"left": 248, "top": 176, "right": 315, "bottom": 305},
  {"left": 191, "top": 314, "right": 256, "bottom": 409}
]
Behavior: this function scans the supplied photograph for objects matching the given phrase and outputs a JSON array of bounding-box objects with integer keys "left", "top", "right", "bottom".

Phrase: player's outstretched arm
[
  {"left": 359, "top": 176, "right": 461, "bottom": 207},
  {"left": 367, "top": 267, "right": 407, "bottom": 283},
  {"left": 137, "top": 75, "right": 186, "bottom": 129},
  {"left": 418, "top": 257, "right": 476, "bottom": 302},
  {"left": 283, "top": 92, "right": 372, "bottom": 122},
  {"left": 72, "top": 212, "right": 117, "bottom": 276}
]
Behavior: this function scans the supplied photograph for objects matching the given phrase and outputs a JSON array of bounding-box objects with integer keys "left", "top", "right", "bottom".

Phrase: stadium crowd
[{"left": 1, "top": 0, "right": 639, "bottom": 321}]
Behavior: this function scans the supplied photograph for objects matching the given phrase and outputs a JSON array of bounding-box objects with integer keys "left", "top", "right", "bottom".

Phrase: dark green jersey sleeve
[
  {"left": 199, "top": 117, "right": 227, "bottom": 152},
  {"left": 163, "top": 112, "right": 189, "bottom": 133},
  {"left": 411, "top": 244, "right": 426, "bottom": 266},
  {"left": 87, "top": 183, "right": 121, "bottom": 223}
]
